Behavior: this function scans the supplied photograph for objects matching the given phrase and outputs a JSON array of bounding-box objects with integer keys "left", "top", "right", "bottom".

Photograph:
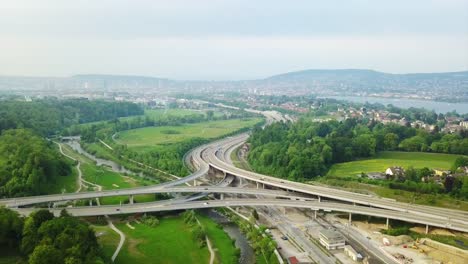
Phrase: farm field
[
  {"left": 327, "top": 151, "right": 462, "bottom": 178},
  {"left": 113, "top": 217, "right": 210, "bottom": 264},
  {"left": 115, "top": 118, "right": 262, "bottom": 148}
]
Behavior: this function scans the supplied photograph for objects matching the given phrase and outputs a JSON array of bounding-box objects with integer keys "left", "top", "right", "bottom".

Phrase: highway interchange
[{"left": 1, "top": 111, "right": 468, "bottom": 234}]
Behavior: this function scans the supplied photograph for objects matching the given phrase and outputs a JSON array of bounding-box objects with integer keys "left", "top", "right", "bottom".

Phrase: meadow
[
  {"left": 115, "top": 118, "right": 262, "bottom": 148},
  {"left": 114, "top": 217, "right": 210, "bottom": 264},
  {"left": 327, "top": 151, "right": 461, "bottom": 178}
]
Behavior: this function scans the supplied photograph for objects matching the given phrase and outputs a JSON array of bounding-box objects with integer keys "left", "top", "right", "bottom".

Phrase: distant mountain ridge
[{"left": 1, "top": 69, "right": 467, "bottom": 102}]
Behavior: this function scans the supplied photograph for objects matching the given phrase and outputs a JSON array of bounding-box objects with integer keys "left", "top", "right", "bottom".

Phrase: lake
[{"left": 320, "top": 96, "right": 468, "bottom": 114}]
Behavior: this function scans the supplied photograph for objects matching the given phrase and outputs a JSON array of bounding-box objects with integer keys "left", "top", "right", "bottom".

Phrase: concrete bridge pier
[
  {"left": 318, "top": 196, "right": 321, "bottom": 202},
  {"left": 386, "top": 218, "right": 389, "bottom": 229},
  {"left": 256, "top": 182, "right": 259, "bottom": 189},
  {"left": 129, "top": 195, "right": 134, "bottom": 205},
  {"left": 314, "top": 210, "right": 317, "bottom": 219},
  {"left": 426, "top": 224, "right": 429, "bottom": 234},
  {"left": 220, "top": 193, "right": 224, "bottom": 200},
  {"left": 348, "top": 213, "right": 352, "bottom": 224},
  {"left": 89, "top": 200, "right": 93, "bottom": 207}
]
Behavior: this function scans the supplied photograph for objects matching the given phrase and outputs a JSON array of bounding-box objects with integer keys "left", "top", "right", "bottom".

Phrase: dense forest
[
  {"left": 0, "top": 208, "right": 107, "bottom": 264},
  {"left": 0, "top": 129, "right": 72, "bottom": 197},
  {"left": 0, "top": 99, "right": 143, "bottom": 136},
  {"left": 248, "top": 118, "right": 468, "bottom": 179}
]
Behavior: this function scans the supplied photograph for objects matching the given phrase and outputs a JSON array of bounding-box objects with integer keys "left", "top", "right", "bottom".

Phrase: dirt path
[
  {"left": 206, "top": 237, "right": 215, "bottom": 264},
  {"left": 55, "top": 142, "right": 82, "bottom": 193},
  {"left": 55, "top": 141, "right": 125, "bottom": 262}
]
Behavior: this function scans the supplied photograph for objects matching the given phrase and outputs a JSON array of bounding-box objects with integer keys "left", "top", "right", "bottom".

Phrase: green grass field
[
  {"left": 327, "top": 151, "right": 461, "bottom": 177},
  {"left": 198, "top": 214, "right": 238, "bottom": 264},
  {"left": 93, "top": 224, "right": 120, "bottom": 260},
  {"left": 114, "top": 217, "right": 210, "bottom": 264},
  {"left": 115, "top": 118, "right": 262, "bottom": 148}
]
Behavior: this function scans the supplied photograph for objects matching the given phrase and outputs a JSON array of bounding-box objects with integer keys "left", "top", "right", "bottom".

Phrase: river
[
  {"left": 65, "top": 139, "right": 140, "bottom": 176},
  {"left": 204, "top": 210, "right": 255, "bottom": 264},
  {"left": 320, "top": 96, "right": 468, "bottom": 114}
]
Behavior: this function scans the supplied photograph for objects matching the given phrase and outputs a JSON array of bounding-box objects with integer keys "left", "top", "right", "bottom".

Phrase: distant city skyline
[{"left": 1, "top": 0, "right": 467, "bottom": 80}]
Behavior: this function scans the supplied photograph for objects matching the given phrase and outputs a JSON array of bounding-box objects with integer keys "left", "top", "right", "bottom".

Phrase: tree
[
  {"left": 0, "top": 207, "right": 24, "bottom": 248},
  {"left": 252, "top": 209, "right": 259, "bottom": 220},
  {"left": 383, "top": 133, "right": 399, "bottom": 150},
  {"left": 29, "top": 245, "right": 63, "bottom": 264},
  {"left": 206, "top": 110, "right": 214, "bottom": 120}
]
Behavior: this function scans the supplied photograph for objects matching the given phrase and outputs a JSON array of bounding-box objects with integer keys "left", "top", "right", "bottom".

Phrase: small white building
[
  {"left": 385, "top": 167, "right": 405, "bottom": 177},
  {"left": 319, "top": 229, "right": 345, "bottom": 250}
]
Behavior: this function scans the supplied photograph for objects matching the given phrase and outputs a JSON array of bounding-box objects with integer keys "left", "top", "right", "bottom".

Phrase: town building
[{"left": 319, "top": 229, "right": 345, "bottom": 250}]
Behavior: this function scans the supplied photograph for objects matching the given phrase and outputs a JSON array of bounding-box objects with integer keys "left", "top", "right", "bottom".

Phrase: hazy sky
[{"left": 1, "top": 0, "right": 467, "bottom": 80}]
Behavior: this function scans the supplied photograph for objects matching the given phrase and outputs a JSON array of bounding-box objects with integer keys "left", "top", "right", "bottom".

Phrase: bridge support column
[
  {"left": 129, "top": 195, "right": 134, "bottom": 205},
  {"left": 318, "top": 196, "right": 321, "bottom": 202},
  {"left": 314, "top": 210, "right": 317, "bottom": 219},
  {"left": 386, "top": 218, "right": 389, "bottom": 229},
  {"left": 220, "top": 193, "right": 224, "bottom": 200},
  {"left": 256, "top": 182, "right": 259, "bottom": 189},
  {"left": 193, "top": 180, "right": 197, "bottom": 186},
  {"left": 425, "top": 224, "right": 429, "bottom": 234},
  {"left": 348, "top": 213, "right": 352, "bottom": 224},
  {"left": 89, "top": 200, "right": 93, "bottom": 207},
  {"left": 262, "top": 183, "right": 265, "bottom": 189},
  {"left": 239, "top": 177, "right": 243, "bottom": 186}
]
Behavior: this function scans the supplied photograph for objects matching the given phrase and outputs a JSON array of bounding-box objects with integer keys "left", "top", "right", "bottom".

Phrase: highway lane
[
  {"left": 0, "top": 186, "right": 313, "bottom": 207},
  {"left": 206, "top": 134, "right": 468, "bottom": 225},
  {"left": 12, "top": 199, "right": 468, "bottom": 232}
]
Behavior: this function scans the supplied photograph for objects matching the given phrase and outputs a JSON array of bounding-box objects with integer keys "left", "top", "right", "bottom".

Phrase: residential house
[
  {"left": 434, "top": 169, "right": 451, "bottom": 176},
  {"left": 385, "top": 167, "right": 405, "bottom": 177}
]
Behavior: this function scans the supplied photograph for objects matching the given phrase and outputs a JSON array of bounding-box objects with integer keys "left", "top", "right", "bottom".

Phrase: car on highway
[{"left": 281, "top": 235, "right": 288, "bottom": 240}]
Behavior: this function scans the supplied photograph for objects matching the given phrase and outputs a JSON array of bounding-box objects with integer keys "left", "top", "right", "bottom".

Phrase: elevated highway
[
  {"left": 206, "top": 134, "right": 468, "bottom": 225},
  {"left": 12, "top": 199, "right": 468, "bottom": 233}
]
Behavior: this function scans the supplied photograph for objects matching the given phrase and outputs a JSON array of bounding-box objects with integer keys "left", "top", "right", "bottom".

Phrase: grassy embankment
[{"left": 318, "top": 151, "right": 468, "bottom": 210}]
